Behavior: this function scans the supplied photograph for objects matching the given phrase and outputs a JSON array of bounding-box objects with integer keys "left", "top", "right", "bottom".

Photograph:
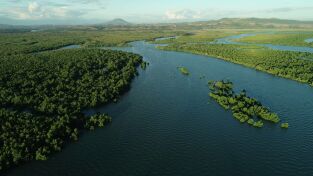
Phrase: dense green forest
[
  {"left": 209, "top": 80, "right": 287, "bottom": 128},
  {"left": 160, "top": 44, "right": 313, "bottom": 86},
  {"left": 0, "top": 48, "right": 143, "bottom": 172}
]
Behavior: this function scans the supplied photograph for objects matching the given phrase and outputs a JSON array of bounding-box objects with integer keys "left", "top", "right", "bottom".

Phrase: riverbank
[{"left": 158, "top": 43, "right": 313, "bottom": 87}]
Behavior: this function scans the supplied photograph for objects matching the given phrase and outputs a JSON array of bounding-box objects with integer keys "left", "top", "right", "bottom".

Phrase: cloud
[
  {"left": 72, "top": 0, "right": 101, "bottom": 4},
  {"left": 0, "top": 0, "right": 111, "bottom": 22},
  {"left": 164, "top": 9, "right": 228, "bottom": 21},
  {"left": 165, "top": 9, "right": 202, "bottom": 20},
  {"left": 2, "top": 1, "right": 86, "bottom": 20},
  {"left": 164, "top": 6, "right": 313, "bottom": 21},
  {"left": 263, "top": 7, "right": 313, "bottom": 13},
  {"left": 28, "top": 2, "right": 40, "bottom": 13}
]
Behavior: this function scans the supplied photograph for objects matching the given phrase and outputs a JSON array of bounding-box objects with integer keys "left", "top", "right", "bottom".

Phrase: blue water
[
  {"left": 305, "top": 38, "right": 313, "bottom": 43},
  {"left": 215, "top": 33, "right": 257, "bottom": 44},
  {"left": 58, "top": 44, "right": 81, "bottom": 49},
  {"left": 7, "top": 40, "right": 313, "bottom": 176},
  {"left": 155, "top": 36, "right": 177, "bottom": 41}
]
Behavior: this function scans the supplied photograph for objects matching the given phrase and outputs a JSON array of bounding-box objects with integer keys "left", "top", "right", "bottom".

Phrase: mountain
[
  {"left": 105, "top": 18, "right": 131, "bottom": 26},
  {"left": 186, "top": 18, "right": 313, "bottom": 29}
]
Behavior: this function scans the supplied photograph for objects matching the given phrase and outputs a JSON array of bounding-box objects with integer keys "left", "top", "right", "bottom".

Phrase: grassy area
[
  {"left": 235, "top": 32, "right": 313, "bottom": 47},
  {"left": 152, "top": 29, "right": 258, "bottom": 44}
]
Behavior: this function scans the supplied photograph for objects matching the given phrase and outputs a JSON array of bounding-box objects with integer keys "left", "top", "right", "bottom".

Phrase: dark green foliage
[
  {"left": 0, "top": 32, "right": 84, "bottom": 56},
  {"left": 208, "top": 80, "right": 283, "bottom": 128},
  {"left": 85, "top": 113, "right": 112, "bottom": 130},
  {"left": 140, "top": 61, "right": 149, "bottom": 70},
  {"left": 0, "top": 48, "right": 143, "bottom": 172}
]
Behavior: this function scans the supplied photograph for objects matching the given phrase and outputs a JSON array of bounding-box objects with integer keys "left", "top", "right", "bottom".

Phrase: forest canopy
[{"left": 0, "top": 48, "right": 143, "bottom": 172}]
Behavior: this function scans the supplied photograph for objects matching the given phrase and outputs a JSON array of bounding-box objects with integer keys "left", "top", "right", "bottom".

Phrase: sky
[{"left": 0, "top": 0, "right": 313, "bottom": 25}]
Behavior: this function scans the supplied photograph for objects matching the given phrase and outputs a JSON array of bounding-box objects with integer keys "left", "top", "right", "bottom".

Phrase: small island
[
  {"left": 208, "top": 80, "right": 287, "bottom": 128},
  {"left": 281, "top": 123, "right": 289, "bottom": 129},
  {"left": 177, "top": 66, "right": 190, "bottom": 75}
]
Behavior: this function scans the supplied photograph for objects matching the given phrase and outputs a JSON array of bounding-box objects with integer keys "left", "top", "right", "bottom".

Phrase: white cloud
[
  {"left": 164, "top": 7, "right": 313, "bottom": 21},
  {"left": 165, "top": 9, "right": 203, "bottom": 20},
  {"left": 164, "top": 9, "right": 226, "bottom": 21},
  {"left": 4, "top": 1, "right": 84, "bottom": 20},
  {"left": 28, "top": 2, "right": 40, "bottom": 13}
]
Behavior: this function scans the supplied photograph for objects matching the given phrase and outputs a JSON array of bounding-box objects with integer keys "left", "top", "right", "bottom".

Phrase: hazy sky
[{"left": 1, "top": 0, "right": 313, "bottom": 25}]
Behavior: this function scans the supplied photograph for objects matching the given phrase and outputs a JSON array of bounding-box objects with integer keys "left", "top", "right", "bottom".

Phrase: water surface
[
  {"left": 58, "top": 44, "right": 81, "bottom": 49},
  {"left": 8, "top": 40, "right": 313, "bottom": 176},
  {"left": 305, "top": 38, "right": 313, "bottom": 43}
]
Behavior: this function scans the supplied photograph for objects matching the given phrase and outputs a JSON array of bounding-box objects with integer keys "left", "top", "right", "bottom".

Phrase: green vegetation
[
  {"left": 177, "top": 66, "right": 190, "bottom": 75},
  {"left": 0, "top": 28, "right": 180, "bottom": 56},
  {"left": 141, "top": 61, "right": 149, "bottom": 70},
  {"left": 253, "top": 120, "right": 264, "bottom": 128},
  {"left": 160, "top": 44, "right": 313, "bottom": 86},
  {"left": 235, "top": 32, "right": 313, "bottom": 47},
  {"left": 208, "top": 80, "right": 284, "bottom": 128},
  {"left": 281, "top": 123, "right": 289, "bottom": 129},
  {"left": 0, "top": 48, "right": 143, "bottom": 172},
  {"left": 0, "top": 25, "right": 181, "bottom": 173},
  {"left": 85, "top": 113, "right": 112, "bottom": 131}
]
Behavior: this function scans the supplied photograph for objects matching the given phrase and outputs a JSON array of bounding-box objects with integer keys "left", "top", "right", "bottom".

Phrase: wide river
[{"left": 8, "top": 40, "right": 313, "bottom": 176}]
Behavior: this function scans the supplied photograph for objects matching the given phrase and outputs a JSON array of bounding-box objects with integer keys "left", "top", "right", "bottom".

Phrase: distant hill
[
  {"left": 105, "top": 18, "right": 131, "bottom": 26},
  {"left": 0, "top": 24, "right": 33, "bottom": 33},
  {"left": 186, "top": 18, "right": 313, "bottom": 29},
  {"left": 0, "top": 24, "right": 13, "bottom": 28}
]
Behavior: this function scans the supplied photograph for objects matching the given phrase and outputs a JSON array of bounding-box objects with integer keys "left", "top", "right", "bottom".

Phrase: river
[
  {"left": 7, "top": 39, "right": 313, "bottom": 176},
  {"left": 305, "top": 38, "right": 313, "bottom": 43}
]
